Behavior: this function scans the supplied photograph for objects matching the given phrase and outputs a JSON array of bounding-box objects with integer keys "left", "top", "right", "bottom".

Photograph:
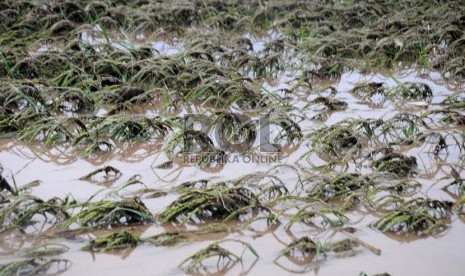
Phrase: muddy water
[{"left": 1, "top": 31, "right": 465, "bottom": 276}]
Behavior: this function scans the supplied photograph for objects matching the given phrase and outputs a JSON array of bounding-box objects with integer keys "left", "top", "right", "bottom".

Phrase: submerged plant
[
  {"left": 424, "top": 110, "right": 465, "bottom": 126},
  {"left": 0, "top": 195, "right": 71, "bottom": 234},
  {"left": 178, "top": 239, "right": 258, "bottom": 274},
  {"left": 158, "top": 185, "right": 269, "bottom": 225},
  {"left": 286, "top": 205, "right": 349, "bottom": 230},
  {"left": 0, "top": 258, "right": 71, "bottom": 275},
  {"left": 324, "top": 239, "right": 360, "bottom": 256},
  {"left": 308, "top": 124, "right": 363, "bottom": 160},
  {"left": 350, "top": 82, "right": 386, "bottom": 106},
  {"left": 68, "top": 197, "right": 152, "bottom": 228},
  {"left": 306, "top": 96, "right": 348, "bottom": 111},
  {"left": 392, "top": 82, "right": 433, "bottom": 101},
  {"left": 275, "top": 237, "right": 326, "bottom": 265},
  {"left": 372, "top": 198, "right": 452, "bottom": 235},
  {"left": 22, "top": 243, "right": 69, "bottom": 258},
  {"left": 440, "top": 92, "right": 465, "bottom": 109},
  {"left": 1, "top": 0, "right": 465, "bottom": 274},
  {"left": 18, "top": 116, "right": 87, "bottom": 146},
  {"left": 144, "top": 232, "right": 190, "bottom": 246},
  {"left": 372, "top": 153, "right": 417, "bottom": 177},
  {"left": 84, "top": 230, "right": 139, "bottom": 252},
  {"left": 94, "top": 114, "right": 172, "bottom": 142},
  {"left": 304, "top": 173, "right": 374, "bottom": 201}
]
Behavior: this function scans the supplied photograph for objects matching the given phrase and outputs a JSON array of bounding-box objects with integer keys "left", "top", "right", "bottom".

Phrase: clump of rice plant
[
  {"left": 67, "top": 197, "right": 152, "bottom": 228},
  {"left": 406, "top": 198, "right": 453, "bottom": 219},
  {"left": 0, "top": 195, "right": 72, "bottom": 234},
  {"left": 93, "top": 114, "right": 172, "bottom": 142},
  {"left": 308, "top": 124, "right": 363, "bottom": 160},
  {"left": 372, "top": 198, "right": 452, "bottom": 235},
  {"left": 372, "top": 152, "right": 417, "bottom": 177},
  {"left": 306, "top": 96, "right": 348, "bottom": 111},
  {"left": 0, "top": 82, "right": 46, "bottom": 112},
  {"left": 440, "top": 92, "right": 465, "bottom": 109},
  {"left": 0, "top": 258, "right": 71, "bottom": 275},
  {"left": 84, "top": 230, "right": 139, "bottom": 252},
  {"left": 304, "top": 173, "right": 374, "bottom": 201},
  {"left": 425, "top": 110, "right": 465, "bottom": 126},
  {"left": 261, "top": 112, "right": 302, "bottom": 148},
  {"left": 286, "top": 205, "right": 348, "bottom": 230},
  {"left": 232, "top": 171, "right": 291, "bottom": 203},
  {"left": 393, "top": 82, "right": 433, "bottom": 101},
  {"left": 72, "top": 132, "right": 115, "bottom": 158},
  {"left": 178, "top": 239, "right": 258, "bottom": 274},
  {"left": 276, "top": 237, "right": 360, "bottom": 265},
  {"left": 52, "top": 88, "right": 95, "bottom": 113},
  {"left": 444, "top": 168, "right": 465, "bottom": 196},
  {"left": 23, "top": 243, "right": 69, "bottom": 258},
  {"left": 350, "top": 82, "right": 386, "bottom": 106},
  {"left": 324, "top": 239, "right": 360, "bottom": 256},
  {"left": 164, "top": 130, "right": 225, "bottom": 168},
  {"left": 158, "top": 184, "right": 270, "bottom": 225},
  {"left": 18, "top": 116, "right": 87, "bottom": 146},
  {"left": 275, "top": 237, "right": 326, "bottom": 264},
  {"left": 143, "top": 232, "right": 190, "bottom": 246}
]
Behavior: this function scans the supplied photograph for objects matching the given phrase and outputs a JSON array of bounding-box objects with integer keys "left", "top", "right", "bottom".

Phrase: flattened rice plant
[
  {"left": 93, "top": 114, "right": 172, "bottom": 142},
  {"left": 0, "top": 195, "right": 71, "bottom": 234},
  {"left": 67, "top": 197, "right": 152, "bottom": 228},
  {"left": 372, "top": 153, "right": 417, "bottom": 177},
  {"left": 18, "top": 117, "right": 87, "bottom": 146},
  {"left": 178, "top": 239, "right": 258, "bottom": 274},
  {"left": 372, "top": 198, "right": 452, "bottom": 235},
  {"left": 158, "top": 185, "right": 270, "bottom": 225},
  {"left": 144, "top": 232, "right": 190, "bottom": 246},
  {"left": 391, "top": 82, "right": 433, "bottom": 101},
  {"left": 84, "top": 230, "right": 139, "bottom": 252},
  {"left": 307, "top": 124, "right": 363, "bottom": 161},
  {"left": 0, "top": 258, "right": 71, "bottom": 275},
  {"left": 275, "top": 237, "right": 326, "bottom": 266}
]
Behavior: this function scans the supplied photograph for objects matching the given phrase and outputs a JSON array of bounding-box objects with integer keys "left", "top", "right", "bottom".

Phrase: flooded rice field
[{"left": 1, "top": 1, "right": 465, "bottom": 275}]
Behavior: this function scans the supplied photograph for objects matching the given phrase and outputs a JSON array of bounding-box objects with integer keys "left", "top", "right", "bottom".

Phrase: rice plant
[
  {"left": 67, "top": 197, "right": 152, "bottom": 228},
  {"left": 304, "top": 173, "right": 374, "bottom": 201},
  {"left": 286, "top": 205, "right": 349, "bottom": 230},
  {"left": 18, "top": 116, "right": 87, "bottom": 146},
  {"left": 305, "top": 96, "right": 348, "bottom": 111},
  {"left": 372, "top": 198, "right": 452, "bottom": 235},
  {"left": 84, "top": 230, "right": 139, "bottom": 252},
  {"left": 0, "top": 195, "right": 72, "bottom": 234},
  {"left": 0, "top": 258, "right": 71, "bottom": 275},
  {"left": 158, "top": 184, "right": 268, "bottom": 225},
  {"left": 22, "top": 243, "right": 69, "bottom": 258},
  {"left": 178, "top": 239, "right": 258, "bottom": 274},
  {"left": 92, "top": 114, "right": 172, "bottom": 142},
  {"left": 275, "top": 237, "right": 326, "bottom": 267},
  {"left": 144, "top": 232, "right": 190, "bottom": 246},
  {"left": 306, "top": 124, "right": 364, "bottom": 161},
  {"left": 372, "top": 153, "right": 417, "bottom": 177},
  {"left": 391, "top": 82, "right": 433, "bottom": 101}
]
